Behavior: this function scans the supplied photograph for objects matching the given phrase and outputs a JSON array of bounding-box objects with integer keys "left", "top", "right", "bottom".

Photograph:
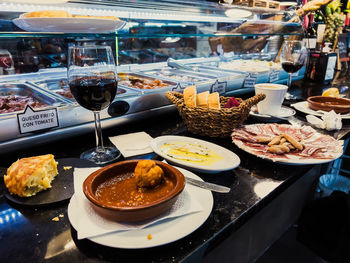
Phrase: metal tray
[
  {"left": 33, "top": 78, "right": 133, "bottom": 102},
  {"left": 118, "top": 73, "right": 177, "bottom": 94},
  {"left": 33, "top": 78, "right": 74, "bottom": 102},
  {"left": 140, "top": 68, "right": 215, "bottom": 83},
  {"left": 149, "top": 66, "right": 245, "bottom": 94},
  {"left": 0, "top": 82, "right": 67, "bottom": 117}
]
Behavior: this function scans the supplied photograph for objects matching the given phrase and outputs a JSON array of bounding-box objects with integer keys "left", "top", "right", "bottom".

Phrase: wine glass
[
  {"left": 67, "top": 45, "right": 121, "bottom": 164},
  {"left": 280, "top": 40, "right": 308, "bottom": 88}
]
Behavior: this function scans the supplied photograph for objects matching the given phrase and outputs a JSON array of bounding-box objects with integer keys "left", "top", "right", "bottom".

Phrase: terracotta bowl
[
  {"left": 307, "top": 96, "right": 350, "bottom": 114},
  {"left": 83, "top": 160, "right": 185, "bottom": 222}
]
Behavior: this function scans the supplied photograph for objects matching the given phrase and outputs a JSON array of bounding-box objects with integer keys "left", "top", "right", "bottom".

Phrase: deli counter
[{"left": 0, "top": 0, "right": 305, "bottom": 152}]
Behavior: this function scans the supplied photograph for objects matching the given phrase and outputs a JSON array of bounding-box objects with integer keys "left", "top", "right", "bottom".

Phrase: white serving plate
[
  {"left": 13, "top": 17, "right": 126, "bottom": 33},
  {"left": 150, "top": 135, "right": 240, "bottom": 173},
  {"left": 68, "top": 167, "right": 213, "bottom": 249},
  {"left": 292, "top": 101, "right": 350, "bottom": 120}
]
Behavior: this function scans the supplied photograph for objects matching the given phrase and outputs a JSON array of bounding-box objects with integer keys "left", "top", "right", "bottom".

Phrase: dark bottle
[{"left": 344, "top": 13, "right": 350, "bottom": 32}]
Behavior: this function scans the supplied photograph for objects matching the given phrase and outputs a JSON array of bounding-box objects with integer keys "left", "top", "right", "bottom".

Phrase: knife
[{"left": 185, "top": 177, "right": 230, "bottom": 193}]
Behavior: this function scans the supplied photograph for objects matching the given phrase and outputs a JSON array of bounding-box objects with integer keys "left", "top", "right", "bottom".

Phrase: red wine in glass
[
  {"left": 68, "top": 45, "right": 121, "bottom": 164},
  {"left": 69, "top": 76, "right": 117, "bottom": 111},
  {"left": 280, "top": 40, "right": 308, "bottom": 88},
  {"left": 281, "top": 62, "right": 304, "bottom": 73}
]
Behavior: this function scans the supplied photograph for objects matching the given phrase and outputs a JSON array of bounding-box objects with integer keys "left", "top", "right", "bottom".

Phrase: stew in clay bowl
[
  {"left": 307, "top": 96, "right": 350, "bottom": 114},
  {"left": 83, "top": 159, "right": 185, "bottom": 222}
]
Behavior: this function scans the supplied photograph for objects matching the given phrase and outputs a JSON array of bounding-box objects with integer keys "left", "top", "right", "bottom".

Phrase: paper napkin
[
  {"left": 109, "top": 132, "right": 153, "bottom": 157},
  {"left": 72, "top": 167, "right": 203, "bottom": 240},
  {"left": 306, "top": 110, "right": 342, "bottom": 131}
]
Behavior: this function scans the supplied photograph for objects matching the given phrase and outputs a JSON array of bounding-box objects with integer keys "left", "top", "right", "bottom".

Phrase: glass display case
[{"left": 0, "top": 0, "right": 305, "bottom": 151}]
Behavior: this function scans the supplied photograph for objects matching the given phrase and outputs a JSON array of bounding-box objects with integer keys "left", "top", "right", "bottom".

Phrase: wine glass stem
[
  {"left": 94, "top": 111, "right": 104, "bottom": 152},
  {"left": 287, "top": 73, "right": 292, "bottom": 88}
]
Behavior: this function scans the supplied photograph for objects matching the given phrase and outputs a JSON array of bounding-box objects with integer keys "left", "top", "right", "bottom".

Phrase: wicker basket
[{"left": 166, "top": 91, "right": 266, "bottom": 138}]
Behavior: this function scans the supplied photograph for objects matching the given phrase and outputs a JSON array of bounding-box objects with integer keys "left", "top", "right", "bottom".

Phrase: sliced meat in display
[{"left": 0, "top": 95, "right": 48, "bottom": 114}]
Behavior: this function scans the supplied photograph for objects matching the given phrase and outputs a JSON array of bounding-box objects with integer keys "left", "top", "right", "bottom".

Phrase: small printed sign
[
  {"left": 17, "top": 106, "right": 59, "bottom": 134},
  {"left": 243, "top": 73, "right": 258, "bottom": 88},
  {"left": 325, "top": 55, "right": 337, "bottom": 81},
  {"left": 210, "top": 80, "right": 227, "bottom": 94},
  {"left": 172, "top": 83, "right": 185, "bottom": 92},
  {"left": 269, "top": 70, "right": 279, "bottom": 83}
]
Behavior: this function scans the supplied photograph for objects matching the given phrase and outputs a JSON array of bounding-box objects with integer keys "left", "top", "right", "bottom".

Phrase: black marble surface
[{"left": 1, "top": 73, "right": 348, "bottom": 263}]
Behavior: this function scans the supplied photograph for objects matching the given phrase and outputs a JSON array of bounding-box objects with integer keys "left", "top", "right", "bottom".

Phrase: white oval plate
[
  {"left": 13, "top": 17, "right": 126, "bottom": 33},
  {"left": 67, "top": 167, "right": 213, "bottom": 249},
  {"left": 292, "top": 101, "right": 350, "bottom": 119},
  {"left": 150, "top": 135, "right": 240, "bottom": 173},
  {"left": 4, "top": 0, "right": 67, "bottom": 3}
]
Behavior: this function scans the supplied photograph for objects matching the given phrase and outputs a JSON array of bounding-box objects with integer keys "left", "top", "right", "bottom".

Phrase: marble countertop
[
  {"left": 3, "top": 70, "right": 349, "bottom": 262},
  {"left": 0, "top": 109, "right": 318, "bottom": 263}
]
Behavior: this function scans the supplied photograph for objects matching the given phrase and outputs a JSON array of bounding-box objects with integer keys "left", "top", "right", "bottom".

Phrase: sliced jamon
[
  {"left": 300, "top": 126, "right": 317, "bottom": 139},
  {"left": 232, "top": 123, "right": 343, "bottom": 163}
]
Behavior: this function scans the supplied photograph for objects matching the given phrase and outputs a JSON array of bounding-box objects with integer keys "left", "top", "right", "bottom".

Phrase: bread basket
[{"left": 166, "top": 91, "right": 266, "bottom": 138}]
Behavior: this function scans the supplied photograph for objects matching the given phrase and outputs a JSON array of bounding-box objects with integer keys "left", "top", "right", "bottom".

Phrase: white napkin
[
  {"left": 306, "top": 110, "right": 342, "bottom": 131},
  {"left": 109, "top": 132, "right": 154, "bottom": 158},
  {"left": 73, "top": 167, "right": 203, "bottom": 240}
]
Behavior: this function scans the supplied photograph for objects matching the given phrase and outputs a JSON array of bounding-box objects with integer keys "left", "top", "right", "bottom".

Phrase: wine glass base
[{"left": 80, "top": 146, "right": 121, "bottom": 165}]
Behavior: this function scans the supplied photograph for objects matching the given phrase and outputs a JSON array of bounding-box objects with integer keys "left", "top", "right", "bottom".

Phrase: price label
[
  {"left": 172, "top": 83, "right": 185, "bottom": 92},
  {"left": 269, "top": 70, "right": 279, "bottom": 83},
  {"left": 17, "top": 106, "right": 59, "bottom": 134},
  {"left": 210, "top": 80, "right": 227, "bottom": 94},
  {"left": 243, "top": 73, "right": 258, "bottom": 88}
]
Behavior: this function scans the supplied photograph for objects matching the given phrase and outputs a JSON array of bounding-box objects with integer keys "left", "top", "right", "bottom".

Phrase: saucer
[{"left": 250, "top": 105, "right": 296, "bottom": 121}]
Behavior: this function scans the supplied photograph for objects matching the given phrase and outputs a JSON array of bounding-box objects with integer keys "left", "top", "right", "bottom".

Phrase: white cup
[{"left": 254, "top": 83, "right": 288, "bottom": 115}]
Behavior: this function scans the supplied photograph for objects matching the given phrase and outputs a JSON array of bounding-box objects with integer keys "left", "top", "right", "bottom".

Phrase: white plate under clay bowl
[
  {"left": 13, "top": 17, "right": 126, "bottom": 33},
  {"left": 67, "top": 167, "right": 213, "bottom": 249},
  {"left": 292, "top": 101, "right": 350, "bottom": 119},
  {"left": 150, "top": 135, "right": 240, "bottom": 173},
  {"left": 250, "top": 105, "right": 296, "bottom": 121}
]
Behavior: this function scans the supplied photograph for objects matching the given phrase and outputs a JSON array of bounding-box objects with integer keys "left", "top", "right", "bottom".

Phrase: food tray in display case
[
  {"left": 0, "top": 80, "right": 162, "bottom": 147},
  {"left": 31, "top": 78, "right": 137, "bottom": 103},
  {"left": 0, "top": 81, "right": 68, "bottom": 118},
  {"left": 139, "top": 68, "right": 218, "bottom": 93},
  {"left": 31, "top": 78, "right": 74, "bottom": 103},
  {"left": 200, "top": 66, "right": 270, "bottom": 84},
  {"left": 167, "top": 65, "right": 245, "bottom": 94},
  {"left": 193, "top": 60, "right": 307, "bottom": 85},
  {"left": 141, "top": 68, "right": 214, "bottom": 83},
  {"left": 118, "top": 73, "right": 178, "bottom": 94}
]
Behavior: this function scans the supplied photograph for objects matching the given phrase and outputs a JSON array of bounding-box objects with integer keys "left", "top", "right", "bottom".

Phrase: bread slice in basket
[{"left": 166, "top": 90, "right": 265, "bottom": 138}]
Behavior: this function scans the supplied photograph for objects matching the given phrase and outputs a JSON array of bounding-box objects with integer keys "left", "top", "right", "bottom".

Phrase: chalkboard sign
[{"left": 338, "top": 33, "right": 348, "bottom": 59}]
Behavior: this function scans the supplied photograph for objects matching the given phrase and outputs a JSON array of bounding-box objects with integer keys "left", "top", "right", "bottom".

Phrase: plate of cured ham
[{"left": 231, "top": 124, "right": 344, "bottom": 165}]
